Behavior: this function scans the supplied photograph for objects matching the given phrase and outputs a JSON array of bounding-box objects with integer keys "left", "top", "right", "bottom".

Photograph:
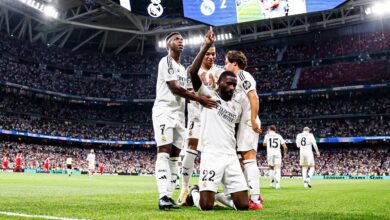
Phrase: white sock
[
  {"left": 302, "top": 167, "right": 308, "bottom": 182},
  {"left": 155, "top": 152, "right": 170, "bottom": 199},
  {"left": 191, "top": 189, "right": 201, "bottom": 210},
  {"left": 181, "top": 149, "right": 197, "bottom": 190},
  {"left": 275, "top": 168, "right": 281, "bottom": 184},
  {"left": 215, "top": 193, "right": 237, "bottom": 210},
  {"left": 308, "top": 167, "right": 315, "bottom": 180},
  {"left": 167, "top": 157, "right": 179, "bottom": 198},
  {"left": 269, "top": 169, "right": 275, "bottom": 183},
  {"left": 243, "top": 159, "right": 260, "bottom": 203}
]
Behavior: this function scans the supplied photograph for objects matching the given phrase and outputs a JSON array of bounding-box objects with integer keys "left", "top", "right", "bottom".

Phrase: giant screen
[{"left": 183, "top": 0, "right": 347, "bottom": 26}]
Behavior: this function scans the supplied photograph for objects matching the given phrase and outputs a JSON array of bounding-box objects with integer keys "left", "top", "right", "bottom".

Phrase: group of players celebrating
[{"left": 152, "top": 28, "right": 320, "bottom": 211}]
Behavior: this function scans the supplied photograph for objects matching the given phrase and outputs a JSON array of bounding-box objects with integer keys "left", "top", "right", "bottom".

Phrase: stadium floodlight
[
  {"left": 43, "top": 5, "right": 58, "bottom": 18},
  {"left": 157, "top": 32, "right": 234, "bottom": 48},
  {"left": 18, "top": 0, "right": 59, "bottom": 19},
  {"left": 365, "top": 1, "right": 390, "bottom": 16}
]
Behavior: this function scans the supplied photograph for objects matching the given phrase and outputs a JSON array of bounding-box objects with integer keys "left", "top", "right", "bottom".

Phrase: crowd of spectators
[
  {"left": 0, "top": 142, "right": 156, "bottom": 174},
  {"left": 262, "top": 94, "right": 390, "bottom": 119},
  {"left": 0, "top": 89, "right": 388, "bottom": 140},
  {"left": 264, "top": 117, "right": 390, "bottom": 140},
  {"left": 1, "top": 141, "right": 388, "bottom": 176},
  {"left": 249, "top": 66, "right": 295, "bottom": 92},
  {"left": 299, "top": 60, "right": 389, "bottom": 89},
  {"left": 285, "top": 31, "right": 390, "bottom": 61},
  {"left": 1, "top": 30, "right": 389, "bottom": 98},
  {"left": 0, "top": 58, "right": 155, "bottom": 99}
]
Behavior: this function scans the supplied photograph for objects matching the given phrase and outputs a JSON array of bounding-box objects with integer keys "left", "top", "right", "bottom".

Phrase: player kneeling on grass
[
  {"left": 263, "top": 125, "right": 287, "bottom": 189},
  {"left": 185, "top": 29, "right": 249, "bottom": 211}
]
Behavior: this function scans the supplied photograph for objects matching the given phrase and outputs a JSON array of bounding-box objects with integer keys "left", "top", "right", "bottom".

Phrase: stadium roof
[{"left": 0, "top": 0, "right": 383, "bottom": 54}]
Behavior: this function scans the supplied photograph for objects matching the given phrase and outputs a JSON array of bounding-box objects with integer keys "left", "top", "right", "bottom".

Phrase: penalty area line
[{"left": 0, "top": 211, "right": 89, "bottom": 220}]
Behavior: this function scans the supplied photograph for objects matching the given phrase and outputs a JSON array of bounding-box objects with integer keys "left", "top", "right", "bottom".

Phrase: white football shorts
[
  {"left": 267, "top": 153, "right": 282, "bottom": 167},
  {"left": 152, "top": 113, "right": 185, "bottom": 149},
  {"left": 199, "top": 152, "right": 248, "bottom": 194},
  {"left": 237, "top": 118, "right": 260, "bottom": 152},
  {"left": 300, "top": 151, "right": 315, "bottom": 166}
]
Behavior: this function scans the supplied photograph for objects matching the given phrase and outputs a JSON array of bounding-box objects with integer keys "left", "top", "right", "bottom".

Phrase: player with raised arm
[
  {"left": 177, "top": 44, "right": 224, "bottom": 205},
  {"left": 87, "top": 149, "right": 96, "bottom": 177},
  {"left": 185, "top": 28, "right": 249, "bottom": 211},
  {"left": 152, "top": 32, "right": 218, "bottom": 210},
  {"left": 263, "top": 125, "right": 287, "bottom": 189},
  {"left": 296, "top": 127, "right": 320, "bottom": 188},
  {"left": 224, "top": 50, "right": 263, "bottom": 210}
]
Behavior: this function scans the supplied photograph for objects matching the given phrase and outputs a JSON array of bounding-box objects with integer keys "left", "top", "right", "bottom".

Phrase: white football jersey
[
  {"left": 87, "top": 153, "right": 95, "bottom": 164},
  {"left": 264, "top": 131, "right": 286, "bottom": 155},
  {"left": 187, "top": 64, "right": 224, "bottom": 122},
  {"left": 197, "top": 85, "right": 242, "bottom": 155},
  {"left": 296, "top": 132, "right": 317, "bottom": 152},
  {"left": 235, "top": 70, "right": 259, "bottom": 127},
  {"left": 152, "top": 55, "right": 187, "bottom": 119}
]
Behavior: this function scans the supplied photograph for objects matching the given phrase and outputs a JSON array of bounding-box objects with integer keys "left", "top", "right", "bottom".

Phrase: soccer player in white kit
[
  {"left": 224, "top": 50, "right": 263, "bottom": 210},
  {"left": 263, "top": 125, "right": 288, "bottom": 189},
  {"left": 87, "top": 149, "right": 95, "bottom": 177},
  {"left": 152, "top": 32, "right": 218, "bottom": 210},
  {"left": 296, "top": 127, "right": 320, "bottom": 188},
  {"left": 177, "top": 45, "right": 224, "bottom": 205},
  {"left": 184, "top": 28, "right": 249, "bottom": 211}
]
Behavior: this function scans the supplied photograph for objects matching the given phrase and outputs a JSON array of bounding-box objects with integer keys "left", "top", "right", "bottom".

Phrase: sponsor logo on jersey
[{"left": 216, "top": 105, "right": 237, "bottom": 123}]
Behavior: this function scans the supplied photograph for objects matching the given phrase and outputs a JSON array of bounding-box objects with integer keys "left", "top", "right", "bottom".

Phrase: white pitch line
[{"left": 0, "top": 211, "right": 89, "bottom": 220}]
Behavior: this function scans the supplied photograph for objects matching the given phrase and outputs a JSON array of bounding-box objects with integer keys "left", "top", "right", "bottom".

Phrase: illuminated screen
[{"left": 183, "top": 0, "right": 346, "bottom": 26}]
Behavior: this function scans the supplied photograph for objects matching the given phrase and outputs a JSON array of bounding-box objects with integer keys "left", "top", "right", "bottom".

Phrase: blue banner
[
  {"left": 1, "top": 129, "right": 389, "bottom": 145},
  {"left": 0, "top": 129, "right": 156, "bottom": 145}
]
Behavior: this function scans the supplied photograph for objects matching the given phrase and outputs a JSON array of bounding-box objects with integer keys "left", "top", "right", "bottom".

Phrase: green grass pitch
[{"left": 0, "top": 173, "right": 389, "bottom": 220}]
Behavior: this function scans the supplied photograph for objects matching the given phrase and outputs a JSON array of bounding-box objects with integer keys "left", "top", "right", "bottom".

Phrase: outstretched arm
[{"left": 188, "top": 28, "right": 215, "bottom": 92}]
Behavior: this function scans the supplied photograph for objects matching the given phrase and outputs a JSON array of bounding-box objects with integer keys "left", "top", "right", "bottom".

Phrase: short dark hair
[
  {"left": 165, "top": 32, "right": 181, "bottom": 45},
  {"left": 217, "top": 71, "right": 236, "bottom": 84},
  {"left": 268, "top": 125, "right": 276, "bottom": 131},
  {"left": 226, "top": 50, "right": 248, "bottom": 70}
]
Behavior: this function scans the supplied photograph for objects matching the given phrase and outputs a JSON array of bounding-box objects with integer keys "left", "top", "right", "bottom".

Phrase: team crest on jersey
[
  {"left": 243, "top": 80, "right": 251, "bottom": 90},
  {"left": 160, "top": 135, "right": 167, "bottom": 142}
]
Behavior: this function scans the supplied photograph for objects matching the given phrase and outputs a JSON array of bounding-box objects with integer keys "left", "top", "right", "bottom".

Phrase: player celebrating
[
  {"left": 224, "top": 50, "right": 263, "bottom": 210},
  {"left": 66, "top": 156, "right": 73, "bottom": 176},
  {"left": 177, "top": 44, "right": 224, "bottom": 205},
  {"left": 152, "top": 32, "right": 217, "bottom": 210},
  {"left": 185, "top": 29, "right": 249, "bottom": 211},
  {"left": 3, "top": 154, "right": 9, "bottom": 172},
  {"left": 296, "top": 127, "right": 320, "bottom": 188},
  {"left": 13, "top": 152, "right": 23, "bottom": 173},
  {"left": 263, "top": 125, "right": 287, "bottom": 189},
  {"left": 87, "top": 149, "right": 96, "bottom": 177}
]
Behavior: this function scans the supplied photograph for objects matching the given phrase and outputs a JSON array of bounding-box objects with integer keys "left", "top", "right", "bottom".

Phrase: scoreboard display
[{"left": 183, "top": 0, "right": 347, "bottom": 26}]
